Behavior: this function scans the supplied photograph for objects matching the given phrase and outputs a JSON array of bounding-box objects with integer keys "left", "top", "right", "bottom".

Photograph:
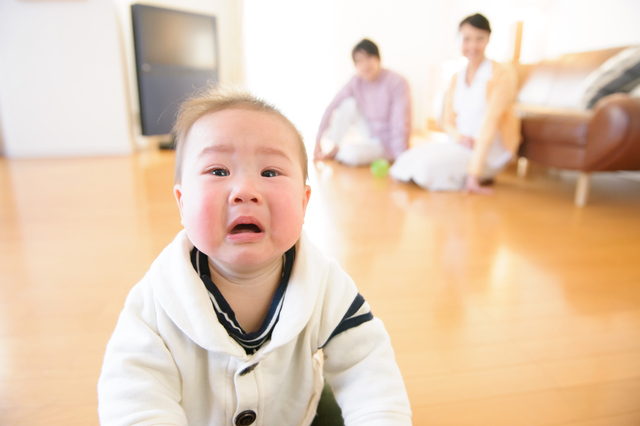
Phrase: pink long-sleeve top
[{"left": 316, "top": 69, "right": 412, "bottom": 160}]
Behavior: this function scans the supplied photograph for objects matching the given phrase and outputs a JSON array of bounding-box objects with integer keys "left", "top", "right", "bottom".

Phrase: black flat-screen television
[{"left": 131, "top": 4, "right": 219, "bottom": 137}]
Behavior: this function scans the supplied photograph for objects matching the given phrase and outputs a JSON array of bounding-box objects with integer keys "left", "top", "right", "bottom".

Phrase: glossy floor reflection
[{"left": 1, "top": 150, "right": 639, "bottom": 425}]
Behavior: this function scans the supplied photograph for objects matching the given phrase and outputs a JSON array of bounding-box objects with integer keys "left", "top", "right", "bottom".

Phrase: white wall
[
  {"left": 243, "top": 0, "right": 640, "bottom": 143},
  {"left": 242, "top": 1, "right": 338, "bottom": 149},
  {"left": 543, "top": 0, "right": 640, "bottom": 57},
  {"left": 0, "top": 0, "right": 133, "bottom": 158}
]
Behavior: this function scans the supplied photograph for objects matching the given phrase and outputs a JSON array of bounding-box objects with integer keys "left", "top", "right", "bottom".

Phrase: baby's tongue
[{"left": 231, "top": 224, "right": 261, "bottom": 234}]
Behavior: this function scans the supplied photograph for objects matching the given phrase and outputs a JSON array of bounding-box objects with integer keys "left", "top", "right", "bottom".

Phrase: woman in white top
[{"left": 390, "top": 13, "right": 520, "bottom": 193}]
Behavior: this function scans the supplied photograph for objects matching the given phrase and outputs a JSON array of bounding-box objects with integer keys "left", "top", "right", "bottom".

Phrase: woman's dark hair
[
  {"left": 459, "top": 13, "right": 491, "bottom": 34},
  {"left": 352, "top": 39, "right": 380, "bottom": 60}
]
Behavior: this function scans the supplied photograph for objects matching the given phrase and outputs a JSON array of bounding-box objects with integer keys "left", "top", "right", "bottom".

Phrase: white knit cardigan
[{"left": 98, "top": 230, "right": 412, "bottom": 425}]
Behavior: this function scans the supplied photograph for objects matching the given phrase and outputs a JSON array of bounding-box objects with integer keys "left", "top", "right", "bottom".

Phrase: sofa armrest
[
  {"left": 518, "top": 107, "right": 590, "bottom": 148},
  {"left": 517, "top": 105, "right": 591, "bottom": 169},
  {"left": 585, "top": 94, "right": 640, "bottom": 171}
]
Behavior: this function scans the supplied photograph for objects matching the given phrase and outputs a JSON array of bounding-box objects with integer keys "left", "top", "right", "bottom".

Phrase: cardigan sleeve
[
  {"left": 467, "top": 62, "right": 518, "bottom": 176},
  {"left": 323, "top": 319, "right": 412, "bottom": 425},
  {"left": 98, "top": 281, "right": 188, "bottom": 426},
  {"left": 318, "top": 262, "right": 412, "bottom": 425}
]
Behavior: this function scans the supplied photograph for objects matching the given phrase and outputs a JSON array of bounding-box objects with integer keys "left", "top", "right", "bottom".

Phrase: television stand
[{"left": 159, "top": 138, "right": 175, "bottom": 150}]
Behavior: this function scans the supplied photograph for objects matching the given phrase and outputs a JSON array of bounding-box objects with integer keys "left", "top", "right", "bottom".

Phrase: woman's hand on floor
[
  {"left": 459, "top": 136, "right": 475, "bottom": 149},
  {"left": 464, "top": 175, "right": 493, "bottom": 195}
]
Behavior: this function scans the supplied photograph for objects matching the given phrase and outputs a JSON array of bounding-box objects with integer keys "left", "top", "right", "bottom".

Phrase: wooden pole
[{"left": 509, "top": 21, "right": 524, "bottom": 63}]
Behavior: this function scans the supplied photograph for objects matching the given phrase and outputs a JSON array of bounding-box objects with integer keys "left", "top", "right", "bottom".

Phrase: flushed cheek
[
  {"left": 269, "top": 196, "right": 306, "bottom": 244},
  {"left": 182, "top": 196, "right": 226, "bottom": 248}
]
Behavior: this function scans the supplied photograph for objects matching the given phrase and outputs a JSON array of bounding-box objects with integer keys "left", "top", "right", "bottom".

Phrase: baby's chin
[
  {"left": 216, "top": 250, "right": 287, "bottom": 274},
  {"left": 191, "top": 230, "right": 301, "bottom": 271}
]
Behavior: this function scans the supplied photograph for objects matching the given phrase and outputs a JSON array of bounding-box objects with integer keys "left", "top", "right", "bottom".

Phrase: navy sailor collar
[{"left": 190, "top": 246, "right": 296, "bottom": 355}]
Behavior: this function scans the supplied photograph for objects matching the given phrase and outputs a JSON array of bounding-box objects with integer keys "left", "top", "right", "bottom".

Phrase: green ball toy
[{"left": 370, "top": 158, "right": 390, "bottom": 178}]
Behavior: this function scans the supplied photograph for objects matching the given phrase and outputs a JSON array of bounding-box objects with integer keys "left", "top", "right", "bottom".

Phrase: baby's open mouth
[{"left": 230, "top": 223, "right": 262, "bottom": 234}]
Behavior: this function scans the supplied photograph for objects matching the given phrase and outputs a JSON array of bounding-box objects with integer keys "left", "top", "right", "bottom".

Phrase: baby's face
[{"left": 174, "top": 108, "right": 311, "bottom": 272}]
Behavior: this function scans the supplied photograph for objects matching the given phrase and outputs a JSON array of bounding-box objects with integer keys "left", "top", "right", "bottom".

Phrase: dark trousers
[{"left": 310, "top": 381, "right": 344, "bottom": 426}]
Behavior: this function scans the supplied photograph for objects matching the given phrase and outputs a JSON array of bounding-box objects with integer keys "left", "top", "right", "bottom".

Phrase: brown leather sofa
[{"left": 515, "top": 47, "right": 640, "bottom": 206}]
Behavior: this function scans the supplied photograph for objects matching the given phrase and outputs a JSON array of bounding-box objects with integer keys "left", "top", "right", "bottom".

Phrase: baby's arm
[
  {"left": 98, "top": 282, "right": 188, "bottom": 426},
  {"left": 319, "top": 263, "right": 412, "bottom": 425}
]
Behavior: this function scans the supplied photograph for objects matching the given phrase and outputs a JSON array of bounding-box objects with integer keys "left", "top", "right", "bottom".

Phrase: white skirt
[{"left": 389, "top": 142, "right": 472, "bottom": 191}]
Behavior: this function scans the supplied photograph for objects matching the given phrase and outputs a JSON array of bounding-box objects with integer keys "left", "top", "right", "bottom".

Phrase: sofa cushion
[
  {"left": 581, "top": 46, "right": 640, "bottom": 109},
  {"left": 517, "top": 47, "right": 625, "bottom": 109}
]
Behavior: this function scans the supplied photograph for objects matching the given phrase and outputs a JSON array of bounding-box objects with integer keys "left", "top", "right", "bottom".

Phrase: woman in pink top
[
  {"left": 390, "top": 14, "right": 520, "bottom": 193},
  {"left": 314, "top": 39, "right": 412, "bottom": 166}
]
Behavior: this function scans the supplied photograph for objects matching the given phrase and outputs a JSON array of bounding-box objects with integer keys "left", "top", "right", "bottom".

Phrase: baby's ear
[
  {"left": 173, "top": 184, "right": 184, "bottom": 219},
  {"left": 302, "top": 185, "right": 311, "bottom": 214}
]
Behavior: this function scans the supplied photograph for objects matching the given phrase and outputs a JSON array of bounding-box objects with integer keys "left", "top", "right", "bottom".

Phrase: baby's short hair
[{"left": 172, "top": 85, "right": 308, "bottom": 184}]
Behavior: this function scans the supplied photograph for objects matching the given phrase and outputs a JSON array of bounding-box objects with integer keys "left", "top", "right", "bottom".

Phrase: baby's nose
[
  {"left": 231, "top": 193, "right": 259, "bottom": 204},
  {"left": 229, "top": 179, "right": 261, "bottom": 204}
]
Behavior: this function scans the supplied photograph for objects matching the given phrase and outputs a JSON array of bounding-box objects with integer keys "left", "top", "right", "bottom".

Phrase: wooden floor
[{"left": 1, "top": 150, "right": 640, "bottom": 425}]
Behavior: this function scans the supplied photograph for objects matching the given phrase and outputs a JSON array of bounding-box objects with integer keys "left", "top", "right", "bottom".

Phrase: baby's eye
[
  {"left": 210, "top": 168, "right": 229, "bottom": 177},
  {"left": 261, "top": 169, "right": 278, "bottom": 178}
]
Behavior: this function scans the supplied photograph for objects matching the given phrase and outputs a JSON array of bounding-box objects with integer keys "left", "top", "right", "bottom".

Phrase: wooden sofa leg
[
  {"left": 517, "top": 157, "right": 528, "bottom": 178},
  {"left": 575, "top": 172, "right": 590, "bottom": 207}
]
